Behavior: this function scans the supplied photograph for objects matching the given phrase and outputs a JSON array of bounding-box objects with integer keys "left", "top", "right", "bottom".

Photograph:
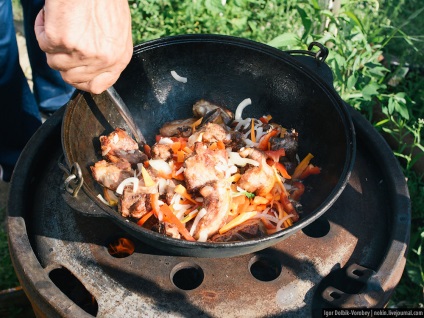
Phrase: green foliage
[{"left": 0, "top": 223, "right": 19, "bottom": 290}]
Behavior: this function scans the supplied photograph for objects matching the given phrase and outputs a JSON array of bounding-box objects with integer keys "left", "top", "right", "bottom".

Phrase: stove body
[{"left": 7, "top": 57, "right": 410, "bottom": 318}]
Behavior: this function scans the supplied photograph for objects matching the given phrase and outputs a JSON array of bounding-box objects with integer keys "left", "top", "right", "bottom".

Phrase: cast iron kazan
[{"left": 61, "top": 34, "right": 356, "bottom": 258}]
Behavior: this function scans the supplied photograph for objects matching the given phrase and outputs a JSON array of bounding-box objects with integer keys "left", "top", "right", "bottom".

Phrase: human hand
[{"left": 34, "top": 0, "right": 133, "bottom": 94}]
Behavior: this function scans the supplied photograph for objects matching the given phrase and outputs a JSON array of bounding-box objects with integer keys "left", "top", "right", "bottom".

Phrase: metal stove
[{"left": 7, "top": 56, "right": 410, "bottom": 317}]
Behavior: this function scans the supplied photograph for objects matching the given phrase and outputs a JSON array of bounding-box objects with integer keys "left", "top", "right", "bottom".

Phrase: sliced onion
[
  {"left": 97, "top": 194, "right": 110, "bottom": 206},
  {"left": 228, "top": 151, "right": 259, "bottom": 167},
  {"left": 175, "top": 166, "right": 184, "bottom": 175},
  {"left": 149, "top": 159, "right": 172, "bottom": 175},
  {"left": 234, "top": 98, "right": 252, "bottom": 121},
  {"left": 157, "top": 178, "right": 168, "bottom": 195},
  {"left": 171, "top": 70, "right": 187, "bottom": 83},
  {"left": 158, "top": 137, "right": 174, "bottom": 145},
  {"left": 276, "top": 214, "right": 295, "bottom": 231},
  {"left": 190, "top": 208, "right": 207, "bottom": 237},
  {"left": 116, "top": 177, "right": 139, "bottom": 195}
]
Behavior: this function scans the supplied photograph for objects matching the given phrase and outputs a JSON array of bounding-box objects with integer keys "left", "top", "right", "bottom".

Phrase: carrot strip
[
  {"left": 177, "top": 150, "right": 185, "bottom": 162},
  {"left": 250, "top": 119, "right": 256, "bottom": 142},
  {"left": 275, "top": 162, "right": 292, "bottom": 179},
  {"left": 253, "top": 196, "right": 268, "bottom": 205},
  {"left": 209, "top": 142, "right": 218, "bottom": 150},
  {"left": 217, "top": 140, "right": 225, "bottom": 150},
  {"left": 255, "top": 204, "right": 268, "bottom": 211},
  {"left": 171, "top": 141, "right": 181, "bottom": 153},
  {"left": 238, "top": 197, "right": 250, "bottom": 214},
  {"left": 292, "top": 153, "right": 314, "bottom": 179},
  {"left": 273, "top": 201, "right": 286, "bottom": 219},
  {"left": 290, "top": 181, "right": 305, "bottom": 201},
  {"left": 299, "top": 164, "right": 321, "bottom": 179},
  {"left": 259, "top": 115, "right": 272, "bottom": 124},
  {"left": 191, "top": 117, "right": 203, "bottom": 132},
  {"left": 141, "top": 166, "right": 155, "bottom": 186},
  {"left": 137, "top": 211, "right": 154, "bottom": 226},
  {"left": 229, "top": 173, "right": 241, "bottom": 183},
  {"left": 258, "top": 129, "right": 278, "bottom": 151},
  {"left": 219, "top": 211, "right": 258, "bottom": 234},
  {"left": 150, "top": 193, "right": 161, "bottom": 220},
  {"left": 279, "top": 188, "right": 299, "bottom": 222},
  {"left": 160, "top": 204, "right": 195, "bottom": 241},
  {"left": 174, "top": 184, "right": 198, "bottom": 204}
]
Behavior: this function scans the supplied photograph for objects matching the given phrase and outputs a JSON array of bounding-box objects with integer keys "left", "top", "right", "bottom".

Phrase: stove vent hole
[
  {"left": 171, "top": 262, "right": 204, "bottom": 290},
  {"left": 107, "top": 237, "right": 135, "bottom": 258},
  {"left": 49, "top": 267, "right": 98, "bottom": 316},
  {"left": 301, "top": 217, "right": 330, "bottom": 238},
  {"left": 249, "top": 255, "right": 282, "bottom": 282},
  {"left": 329, "top": 291, "right": 342, "bottom": 300}
]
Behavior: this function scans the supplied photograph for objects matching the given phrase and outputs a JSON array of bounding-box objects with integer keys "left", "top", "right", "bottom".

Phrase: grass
[
  {"left": 2, "top": 0, "right": 423, "bottom": 309},
  {"left": 0, "top": 207, "right": 19, "bottom": 290}
]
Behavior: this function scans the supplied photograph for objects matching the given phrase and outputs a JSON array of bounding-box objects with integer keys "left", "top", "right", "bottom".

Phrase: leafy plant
[{"left": 0, "top": 222, "right": 19, "bottom": 290}]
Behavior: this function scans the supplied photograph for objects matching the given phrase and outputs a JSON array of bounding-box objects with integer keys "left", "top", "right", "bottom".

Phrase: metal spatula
[{"left": 105, "top": 86, "right": 146, "bottom": 146}]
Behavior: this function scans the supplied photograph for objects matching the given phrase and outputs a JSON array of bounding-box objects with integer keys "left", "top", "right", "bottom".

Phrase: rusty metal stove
[{"left": 7, "top": 56, "right": 410, "bottom": 317}]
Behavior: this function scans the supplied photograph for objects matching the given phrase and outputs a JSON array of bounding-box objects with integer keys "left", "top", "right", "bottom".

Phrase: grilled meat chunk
[
  {"left": 192, "top": 99, "right": 234, "bottom": 125},
  {"left": 237, "top": 148, "right": 275, "bottom": 196},
  {"left": 187, "top": 123, "right": 230, "bottom": 147},
  {"left": 119, "top": 188, "right": 150, "bottom": 219},
  {"left": 183, "top": 143, "right": 227, "bottom": 191},
  {"left": 159, "top": 118, "right": 197, "bottom": 138},
  {"left": 226, "top": 130, "right": 246, "bottom": 151},
  {"left": 195, "top": 180, "right": 231, "bottom": 241},
  {"left": 90, "top": 159, "right": 133, "bottom": 191},
  {"left": 100, "top": 128, "right": 147, "bottom": 166},
  {"left": 151, "top": 143, "right": 173, "bottom": 161}
]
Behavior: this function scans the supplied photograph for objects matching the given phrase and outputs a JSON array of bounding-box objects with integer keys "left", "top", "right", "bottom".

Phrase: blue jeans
[{"left": 0, "top": 0, "right": 74, "bottom": 181}]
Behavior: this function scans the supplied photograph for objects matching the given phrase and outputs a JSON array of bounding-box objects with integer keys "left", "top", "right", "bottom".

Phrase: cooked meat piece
[
  {"left": 100, "top": 128, "right": 139, "bottom": 153},
  {"left": 90, "top": 159, "right": 133, "bottom": 191},
  {"left": 151, "top": 143, "right": 172, "bottom": 161},
  {"left": 106, "top": 149, "right": 147, "bottom": 167},
  {"left": 270, "top": 129, "right": 298, "bottom": 163},
  {"left": 226, "top": 130, "right": 246, "bottom": 151},
  {"left": 210, "top": 219, "right": 267, "bottom": 242},
  {"left": 119, "top": 187, "right": 150, "bottom": 218},
  {"left": 100, "top": 128, "right": 147, "bottom": 166},
  {"left": 194, "top": 180, "right": 231, "bottom": 241},
  {"left": 183, "top": 143, "right": 227, "bottom": 191},
  {"left": 187, "top": 123, "right": 230, "bottom": 147},
  {"left": 237, "top": 148, "right": 275, "bottom": 196},
  {"left": 192, "top": 99, "right": 234, "bottom": 125},
  {"left": 159, "top": 118, "right": 197, "bottom": 137}
]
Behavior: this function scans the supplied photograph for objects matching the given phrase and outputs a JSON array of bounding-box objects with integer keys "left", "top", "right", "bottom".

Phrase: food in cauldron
[{"left": 90, "top": 99, "right": 320, "bottom": 242}]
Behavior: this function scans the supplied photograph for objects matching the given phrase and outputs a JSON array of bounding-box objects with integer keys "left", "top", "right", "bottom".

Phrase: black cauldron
[{"left": 61, "top": 34, "right": 355, "bottom": 258}]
